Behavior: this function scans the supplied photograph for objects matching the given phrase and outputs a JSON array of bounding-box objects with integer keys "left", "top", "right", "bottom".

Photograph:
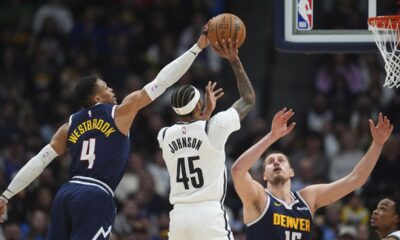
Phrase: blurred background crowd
[{"left": 0, "top": 0, "right": 400, "bottom": 239}]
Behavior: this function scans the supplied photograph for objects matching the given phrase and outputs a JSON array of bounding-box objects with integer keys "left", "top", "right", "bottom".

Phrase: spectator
[
  {"left": 32, "top": 0, "right": 73, "bottom": 34},
  {"left": 340, "top": 192, "right": 370, "bottom": 225},
  {"left": 337, "top": 224, "right": 359, "bottom": 240},
  {"left": 329, "top": 131, "right": 364, "bottom": 181}
]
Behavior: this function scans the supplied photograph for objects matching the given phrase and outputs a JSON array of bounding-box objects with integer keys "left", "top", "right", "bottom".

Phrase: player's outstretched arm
[
  {"left": 0, "top": 123, "right": 68, "bottom": 223},
  {"left": 212, "top": 39, "right": 256, "bottom": 120},
  {"left": 300, "top": 113, "right": 393, "bottom": 214},
  {"left": 114, "top": 25, "right": 210, "bottom": 134},
  {"left": 231, "top": 108, "right": 296, "bottom": 205}
]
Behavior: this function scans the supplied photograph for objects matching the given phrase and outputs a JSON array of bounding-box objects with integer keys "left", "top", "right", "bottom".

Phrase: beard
[{"left": 269, "top": 174, "right": 288, "bottom": 185}]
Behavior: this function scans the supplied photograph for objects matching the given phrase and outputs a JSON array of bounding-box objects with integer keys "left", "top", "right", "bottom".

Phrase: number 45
[
  {"left": 176, "top": 156, "right": 204, "bottom": 190},
  {"left": 80, "top": 139, "right": 96, "bottom": 169}
]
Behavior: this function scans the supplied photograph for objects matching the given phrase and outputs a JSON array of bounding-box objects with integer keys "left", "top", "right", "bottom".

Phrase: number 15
[{"left": 285, "top": 231, "right": 302, "bottom": 240}]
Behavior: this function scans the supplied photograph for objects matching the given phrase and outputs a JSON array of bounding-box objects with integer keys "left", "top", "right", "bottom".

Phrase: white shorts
[{"left": 169, "top": 201, "right": 234, "bottom": 240}]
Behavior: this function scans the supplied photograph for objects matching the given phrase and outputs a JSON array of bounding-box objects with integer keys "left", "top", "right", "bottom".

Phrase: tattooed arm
[
  {"left": 213, "top": 39, "right": 255, "bottom": 120},
  {"left": 229, "top": 56, "right": 255, "bottom": 120}
]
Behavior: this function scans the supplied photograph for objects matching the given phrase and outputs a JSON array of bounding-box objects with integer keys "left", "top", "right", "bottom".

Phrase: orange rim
[{"left": 368, "top": 15, "right": 400, "bottom": 29}]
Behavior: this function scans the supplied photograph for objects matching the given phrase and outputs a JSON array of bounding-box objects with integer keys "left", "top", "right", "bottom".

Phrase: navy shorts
[{"left": 46, "top": 177, "right": 116, "bottom": 240}]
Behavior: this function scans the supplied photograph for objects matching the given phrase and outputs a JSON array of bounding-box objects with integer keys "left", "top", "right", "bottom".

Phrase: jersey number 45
[{"left": 176, "top": 156, "right": 204, "bottom": 190}]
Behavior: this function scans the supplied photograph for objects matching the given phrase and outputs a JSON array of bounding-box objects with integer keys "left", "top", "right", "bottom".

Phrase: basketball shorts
[
  {"left": 47, "top": 176, "right": 116, "bottom": 240},
  {"left": 169, "top": 201, "right": 234, "bottom": 240}
]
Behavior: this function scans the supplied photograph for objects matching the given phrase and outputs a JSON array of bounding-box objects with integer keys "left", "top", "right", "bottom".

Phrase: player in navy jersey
[
  {"left": 0, "top": 25, "right": 211, "bottom": 239},
  {"left": 371, "top": 197, "right": 400, "bottom": 240},
  {"left": 231, "top": 108, "right": 393, "bottom": 240}
]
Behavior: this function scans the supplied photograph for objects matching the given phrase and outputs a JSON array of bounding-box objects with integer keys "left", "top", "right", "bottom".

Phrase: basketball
[{"left": 208, "top": 13, "right": 246, "bottom": 48}]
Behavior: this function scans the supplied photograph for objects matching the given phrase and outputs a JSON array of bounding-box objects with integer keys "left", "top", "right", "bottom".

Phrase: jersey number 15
[
  {"left": 176, "top": 156, "right": 204, "bottom": 189},
  {"left": 285, "top": 231, "right": 302, "bottom": 240}
]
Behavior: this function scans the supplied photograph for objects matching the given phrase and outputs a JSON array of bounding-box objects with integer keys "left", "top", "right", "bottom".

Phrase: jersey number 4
[
  {"left": 81, "top": 139, "right": 96, "bottom": 169},
  {"left": 176, "top": 156, "right": 204, "bottom": 189}
]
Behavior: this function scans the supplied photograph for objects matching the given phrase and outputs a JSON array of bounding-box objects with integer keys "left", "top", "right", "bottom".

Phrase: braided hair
[
  {"left": 171, "top": 85, "right": 198, "bottom": 117},
  {"left": 74, "top": 75, "right": 99, "bottom": 108}
]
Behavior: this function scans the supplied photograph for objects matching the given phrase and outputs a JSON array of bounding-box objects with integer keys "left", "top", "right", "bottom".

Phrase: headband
[{"left": 172, "top": 87, "right": 200, "bottom": 115}]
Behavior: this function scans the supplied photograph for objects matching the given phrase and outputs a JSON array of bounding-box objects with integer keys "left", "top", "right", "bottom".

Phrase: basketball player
[
  {"left": 231, "top": 108, "right": 393, "bottom": 240},
  {"left": 371, "top": 197, "right": 400, "bottom": 240},
  {"left": 157, "top": 39, "right": 255, "bottom": 240},
  {"left": 0, "top": 27, "right": 210, "bottom": 239}
]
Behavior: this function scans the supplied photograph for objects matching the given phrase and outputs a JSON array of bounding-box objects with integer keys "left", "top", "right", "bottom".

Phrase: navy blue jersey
[
  {"left": 246, "top": 190, "right": 313, "bottom": 240},
  {"left": 67, "top": 103, "right": 130, "bottom": 191}
]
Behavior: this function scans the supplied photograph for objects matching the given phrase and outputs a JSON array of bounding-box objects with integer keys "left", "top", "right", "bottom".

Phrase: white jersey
[
  {"left": 158, "top": 108, "right": 240, "bottom": 205},
  {"left": 388, "top": 230, "right": 400, "bottom": 240}
]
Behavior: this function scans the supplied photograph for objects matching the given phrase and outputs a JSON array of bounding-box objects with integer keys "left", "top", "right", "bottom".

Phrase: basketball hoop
[{"left": 368, "top": 16, "right": 400, "bottom": 88}]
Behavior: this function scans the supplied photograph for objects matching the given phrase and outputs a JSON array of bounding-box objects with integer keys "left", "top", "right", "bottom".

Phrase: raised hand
[
  {"left": 205, "top": 81, "right": 224, "bottom": 110},
  {"left": 369, "top": 113, "right": 394, "bottom": 146},
  {"left": 196, "top": 21, "right": 211, "bottom": 49},
  {"left": 212, "top": 38, "right": 239, "bottom": 62},
  {"left": 270, "top": 108, "right": 296, "bottom": 140},
  {"left": 201, "top": 81, "right": 224, "bottom": 120}
]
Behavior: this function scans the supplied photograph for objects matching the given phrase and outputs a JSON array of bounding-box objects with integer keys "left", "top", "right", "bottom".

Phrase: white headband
[{"left": 172, "top": 87, "right": 200, "bottom": 115}]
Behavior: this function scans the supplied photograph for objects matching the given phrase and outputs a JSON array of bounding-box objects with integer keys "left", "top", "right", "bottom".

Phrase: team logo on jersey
[
  {"left": 273, "top": 213, "right": 311, "bottom": 231},
  {"left": 88, "top": 110, "right": 92, "bottom": 117},
  {"left": 274, "top": 202, "right": 282, "bottom": 207},
  {"left": 93, "top": 225, "right": 111, "bottom": 239},
  {"left": 297, "top": 0, "right": 313, "bottom": 30},
  {"left": 182, "top": 127, "right": 186, "bottom": 134}
]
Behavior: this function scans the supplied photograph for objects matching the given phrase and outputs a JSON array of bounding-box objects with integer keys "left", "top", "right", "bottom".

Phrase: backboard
[{"left": 274, "top": 0, "right": 399, "bottom": 53}]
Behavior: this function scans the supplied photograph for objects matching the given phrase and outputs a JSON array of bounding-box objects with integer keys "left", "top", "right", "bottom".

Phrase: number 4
[{"left": 81, "top": 139, "right": 96, "bottom": 169}]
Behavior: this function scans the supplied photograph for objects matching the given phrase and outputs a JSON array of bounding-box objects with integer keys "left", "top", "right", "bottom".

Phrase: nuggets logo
[{"left": 297, "top": 0, "right": 313, "bottom": 30}]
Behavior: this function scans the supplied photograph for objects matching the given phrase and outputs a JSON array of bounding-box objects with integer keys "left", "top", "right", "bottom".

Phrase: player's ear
[
  {"left": 263, "top": 171, "right": 268, "bottom": 181},
  {"left": 196, "top": 101, "right": 202, "bottom": 112},
  {"left": 394, "top": 213, "right": 400, "bottom": 226},
  {"left": 289, "top": 168, "right": 294, "bottom": 178},
  {"left": 92, "top": 94, "right": 101, "bottom": 103}
]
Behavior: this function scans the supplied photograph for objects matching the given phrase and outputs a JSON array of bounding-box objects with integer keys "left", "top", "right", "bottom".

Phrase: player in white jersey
[
  {"left": 371, "top": 197, "right": 400, "bottom": 240},
  {"left": 157, "top": 39, "right": 255, "bottom": 240}
]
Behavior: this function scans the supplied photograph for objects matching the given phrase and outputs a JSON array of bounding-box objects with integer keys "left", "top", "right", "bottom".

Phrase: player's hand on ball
[
  {"left": 212, "top": 39, "right": 239, "bottom": 62},
  {"left": 369, "top": 112, "right": 393, "bottom": 146},
  {"left": 196, "top": 21, "right": 211, "bottom": 49}
]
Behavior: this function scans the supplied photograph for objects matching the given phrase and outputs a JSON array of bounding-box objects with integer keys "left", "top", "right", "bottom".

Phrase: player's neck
[
  {"left": 267, "top": 182, "right": 293, "bottom": 204},
  {"left": 178, "top": 116, "right": 198, "bottom": 123},
  {"left": 376, "top": 227, "right": 397, "bottom": 239}
]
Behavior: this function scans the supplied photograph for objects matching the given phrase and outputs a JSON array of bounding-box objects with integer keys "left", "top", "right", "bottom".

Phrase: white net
[{"left": 369, "top": 17, "right": 400, "bottom": 88}]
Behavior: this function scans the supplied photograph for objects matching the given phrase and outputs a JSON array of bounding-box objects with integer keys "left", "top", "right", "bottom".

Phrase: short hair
[
  {"left": 262, "top": 151, "right": 292, "bottom": 170},
  {"left": 74, "top": 75, "right": 99, "bottom": 108},
  {"left": 171, "top": 85, "right": 197, "bottom": 117},
  {"left": 386, "top": 196, "right": 400, "bottom": 228}
]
